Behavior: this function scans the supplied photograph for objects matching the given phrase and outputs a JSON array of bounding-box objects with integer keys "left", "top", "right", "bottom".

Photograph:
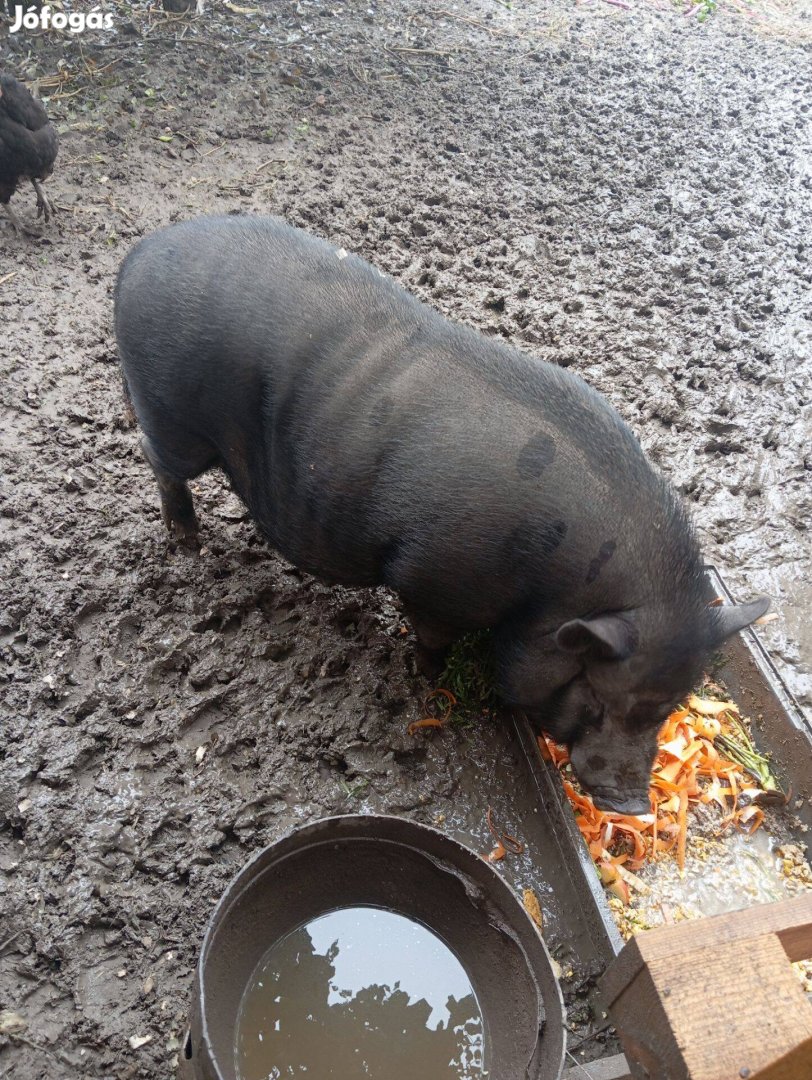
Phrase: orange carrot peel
[
  {"left": 541, "top": 691, "right": 779, "bottom": 899},
  {"left": 407, "top": 688, "right": 457, "bottom": 736},
  {"left": 484, "top": 805, "right": 525, "bottom": 862}
]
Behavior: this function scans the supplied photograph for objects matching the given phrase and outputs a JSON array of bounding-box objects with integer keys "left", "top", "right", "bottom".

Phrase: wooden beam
[
  {"left": 603, "top": 909, "right": 812, "bottom": 1080},
  {"left": 751, "top": 1034, "right": 812, "bottom": 1080},
  {"left": 602, "top": 894, "right": 812, "bottom": 1009}
]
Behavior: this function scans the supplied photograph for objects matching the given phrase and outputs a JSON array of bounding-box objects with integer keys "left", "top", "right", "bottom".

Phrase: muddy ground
[{"left": 1, "top": 1, "right": 811, "bottom": 1077}]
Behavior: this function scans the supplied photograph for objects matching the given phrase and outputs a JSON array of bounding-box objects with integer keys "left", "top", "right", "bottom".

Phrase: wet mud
[{"left": 1, "top": 1, "right": 811, "bottom": 1076}]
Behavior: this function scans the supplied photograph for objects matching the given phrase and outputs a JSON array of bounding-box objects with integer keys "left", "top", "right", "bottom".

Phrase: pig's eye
[
  {"left": 578, "top": 696, "right": 605, "bottom": 731},
  {"left": 627, "top": 700, "right": 672, "bottom": 728},
  {"left": 582, "top": 683, "right": 604, "bottom": 715}
]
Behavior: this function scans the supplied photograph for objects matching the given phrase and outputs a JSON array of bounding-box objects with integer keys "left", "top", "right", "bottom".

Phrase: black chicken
[{"left": 0, "top": 72, "right": 59, "bottom": 236}]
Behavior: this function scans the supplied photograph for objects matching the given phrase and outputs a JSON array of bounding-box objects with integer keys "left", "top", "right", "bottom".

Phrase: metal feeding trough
[
  {"left": 514, "top": 566, "right": 812, "bottom": 984},
  {"left": 179, "top": 814, "right": 566, "bottom": 1080}
]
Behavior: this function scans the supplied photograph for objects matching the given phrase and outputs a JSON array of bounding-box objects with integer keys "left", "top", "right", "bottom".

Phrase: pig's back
[{"left": 115, "top": 217, "right": 679, "bottom": 624}]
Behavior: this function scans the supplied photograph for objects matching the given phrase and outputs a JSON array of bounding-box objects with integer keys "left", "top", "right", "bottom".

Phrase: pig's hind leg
[{"left": 140, "top": 434, "right": 206, "bottom": 547}]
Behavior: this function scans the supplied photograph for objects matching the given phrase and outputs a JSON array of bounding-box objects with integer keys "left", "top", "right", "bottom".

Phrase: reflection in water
[{"left": 235, "top": 907, "right": 487, "bottom": 1079}]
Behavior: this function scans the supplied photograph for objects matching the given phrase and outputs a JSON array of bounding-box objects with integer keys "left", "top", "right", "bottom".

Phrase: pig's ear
[
  {"left": 711, "top": 596, "right": 772, "bottom": 643},
  {"left": 555, "top": 615, "right": 637, "bottom": 661}
]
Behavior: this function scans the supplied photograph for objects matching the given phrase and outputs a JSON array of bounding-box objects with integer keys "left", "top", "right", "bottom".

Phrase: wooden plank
[
  {"left": 562, "top": 1053, "right": 632, "bottom": 1079},
  {"left": 600, "top": 935, "right": 647, "bottom": 1015},
  {"left": 777, "top": 918, "right": 812, "bottom": 967},
  {"left": 602, "top": 894, "right": 812, "bottom": 1007},
  {"left": 751, "top": 1034, "right": 812, "bottom": 1080},
  {"left": 608, "top": 933, "right": 812, "bottom": 1080},
  {"left": 603, "top": 962, "right": 688, "bottom": 1078}
]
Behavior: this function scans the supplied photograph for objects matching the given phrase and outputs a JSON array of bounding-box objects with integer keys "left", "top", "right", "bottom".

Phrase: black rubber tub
[{"left": 179, "top": 814, "right": 566, "bottom": 1080}]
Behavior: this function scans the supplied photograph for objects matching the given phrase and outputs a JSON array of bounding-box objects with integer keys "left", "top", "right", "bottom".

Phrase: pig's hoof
[
  {"left": 170, "top": 523, "right": 201, "bottom": 550},
  {"left": 161, "top": 507, "right": 200, "bottom": 549},
  {"left": 174, "top": 527, "right": 201, "bottom": 550}
]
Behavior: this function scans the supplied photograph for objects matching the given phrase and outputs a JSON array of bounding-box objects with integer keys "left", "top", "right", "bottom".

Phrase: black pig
[{"left": 115, "top": 217, "right": 769, "bottom": 814}]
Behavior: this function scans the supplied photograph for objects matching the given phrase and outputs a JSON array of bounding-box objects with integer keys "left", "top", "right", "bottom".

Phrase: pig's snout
[
  {"left": 591, "top": 790, "right": 651, "bottom": 817},
  {"left": 568, "top": 718, "right": 657, "bottom": 818}
]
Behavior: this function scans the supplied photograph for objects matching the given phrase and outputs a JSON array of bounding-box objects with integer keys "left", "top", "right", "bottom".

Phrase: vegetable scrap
[
  {"left": 484, "top": 805, "right": 525, "bottom": 863},
  {"left": 408, "top": 632, "right": 499, "bottom": 735},
  {"left": 407, "top": 688, "right": 457, "bottom": 736},
  {"left": 713, "top": 713, "right": 787, "bottom": 805},
  {"left": 541, "top": 687, "right": 788, "bottom": 904},
  {"left": 523, "top": 888, "right": 543, "bottom": 931},
  {"left": 438, "top": 629, "right": 499, "bottom": 714},
  {"left": 128, "top": 1034, "right": 153, "bottom": 1050}
]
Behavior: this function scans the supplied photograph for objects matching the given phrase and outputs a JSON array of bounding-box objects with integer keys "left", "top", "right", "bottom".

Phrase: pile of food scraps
[{"left": 540, "top": 686, "right": 790, "bottom": 907}]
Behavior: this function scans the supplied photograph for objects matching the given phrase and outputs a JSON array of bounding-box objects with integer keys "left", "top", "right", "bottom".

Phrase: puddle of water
[
  {"left": 627, "top": 826, "right": 802, "bottom": 932},
  {"left": 234, "top": 906, "right": 487, "bottom": 1080}
]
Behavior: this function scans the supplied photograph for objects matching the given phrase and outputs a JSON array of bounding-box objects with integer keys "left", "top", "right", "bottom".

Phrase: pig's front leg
[{"left": 403, "top": 606, "right": 460, "bottom": 677}]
